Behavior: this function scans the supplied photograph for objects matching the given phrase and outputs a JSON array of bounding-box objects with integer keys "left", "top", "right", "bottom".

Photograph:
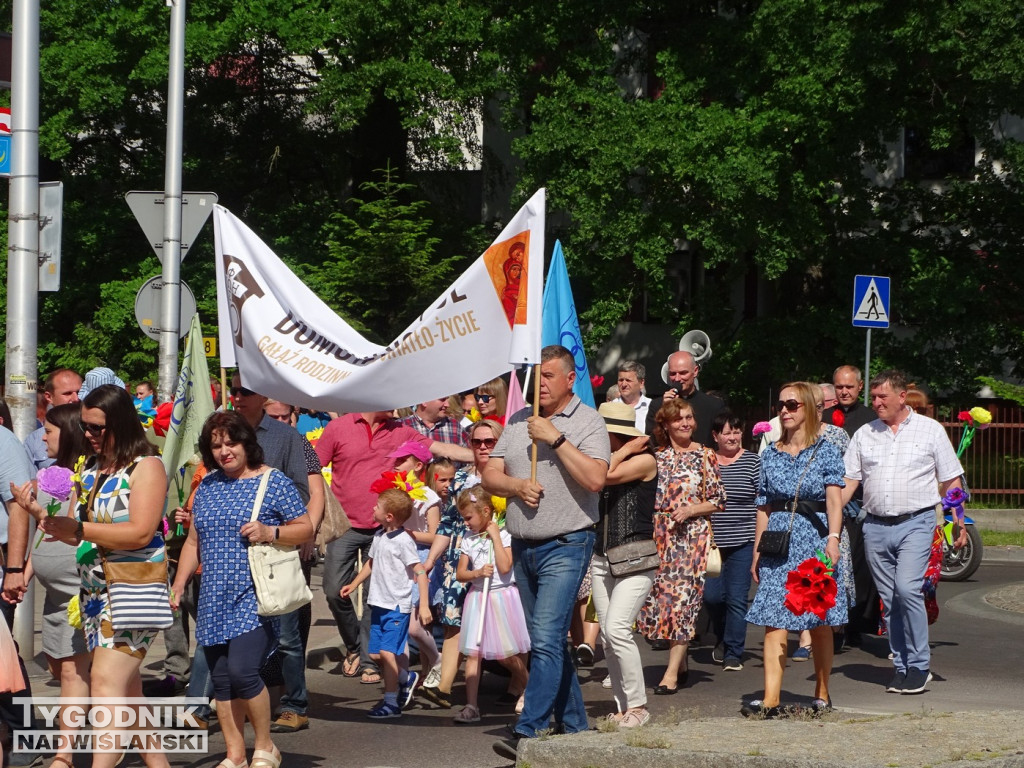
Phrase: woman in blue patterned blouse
[
  {"left": 743, "top": 382, "right": 847, "bottom": 718},
  {"left": 172, "top": 412, "right": 311, "bottom": 768}
]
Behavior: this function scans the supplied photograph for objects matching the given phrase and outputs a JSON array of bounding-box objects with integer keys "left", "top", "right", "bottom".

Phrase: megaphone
[{"left": 661, "top": 330, "right": 713, "bottom": 384}]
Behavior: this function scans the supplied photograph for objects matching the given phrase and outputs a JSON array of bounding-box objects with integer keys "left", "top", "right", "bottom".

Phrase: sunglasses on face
[
  {"left": 80, "top": 421, "right": 107, "bottom": 436},
  {"left": 475, "top": 393, "right": 494, "bottom": 403},
  {"left": 776, "top": 399, "right": 804, "bottom": 413},
  {"left": 469, "top": 437, "right": 497, "bottom": 448},
  {"left": 230, "top": 386, "right": 257, "bottom": 397}
]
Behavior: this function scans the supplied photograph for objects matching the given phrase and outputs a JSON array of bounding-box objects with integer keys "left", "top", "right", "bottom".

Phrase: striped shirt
[{"left": 711, "top": 450, "right": 760, "bottom": 547}]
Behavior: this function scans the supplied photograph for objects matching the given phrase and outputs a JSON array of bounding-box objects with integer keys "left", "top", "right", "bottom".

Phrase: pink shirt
[{"left": 315, "top": 414, "right": 431, "bottom": 529}]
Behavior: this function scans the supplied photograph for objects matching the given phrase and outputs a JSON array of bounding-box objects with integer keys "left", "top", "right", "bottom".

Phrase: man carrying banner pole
[{"left": 484, "top": 345, "right": 610, "bottom": 760}]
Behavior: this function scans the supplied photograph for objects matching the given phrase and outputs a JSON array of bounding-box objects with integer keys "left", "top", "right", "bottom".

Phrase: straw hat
[{"left": 598, "top": 401, "right": 644, "bottom": 437}]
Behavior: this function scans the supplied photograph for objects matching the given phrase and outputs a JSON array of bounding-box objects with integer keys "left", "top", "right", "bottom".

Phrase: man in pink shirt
[{"left": 316, "top": 410, "right": 470, "bottom": 683}]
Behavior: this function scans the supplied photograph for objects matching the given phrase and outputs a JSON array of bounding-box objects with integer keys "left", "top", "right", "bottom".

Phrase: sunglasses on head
[
  {"left": 469, "top": 437, "right": 497, "bottom": 448},
  {"left": 80, "top": 421, "right": 106, "bottom": 436},
  {"left": 775, "top": 399, "right": 804, "bottom": 413},
  {"left": 475, "top": 393, "right": 494, "bottom": 403},
  {"left": 230, "top": 386, "right": 257, "bottom": 397}
]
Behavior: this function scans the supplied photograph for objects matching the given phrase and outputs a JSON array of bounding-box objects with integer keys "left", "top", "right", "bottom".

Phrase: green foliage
[
  {"left": 977, "top": 377, "right": 1024, "bottom": 407},
  {"left": 315, "top": 165, "right": 460, "bottom": 343}
]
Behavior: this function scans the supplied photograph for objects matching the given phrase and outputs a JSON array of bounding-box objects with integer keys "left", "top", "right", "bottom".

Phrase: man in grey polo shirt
[{"left": 483, "top": 345, "right": 609, "bottom": 760}]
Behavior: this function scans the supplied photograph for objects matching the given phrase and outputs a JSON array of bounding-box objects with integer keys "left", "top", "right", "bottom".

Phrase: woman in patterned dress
[
  {"left": 637, "top": 398, "right": 726, "bottom": 694},
  {"left": 21, "top": 384, "right": 173, "bottom": 768},
  {"left": 743, "top": 382, "right": 847, "bottom": 718},
  {"left": 420, "top": 419, "right": 504, "bottom": 708},
  {"left": 172, "top": 412, "right": 311, "bottom": 768}
]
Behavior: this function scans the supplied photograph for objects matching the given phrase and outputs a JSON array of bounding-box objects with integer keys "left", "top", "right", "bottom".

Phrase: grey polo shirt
[
  {"left": 492, "top": 395, "right": 610, "bottom": 541},
  {"left": 255, "top": 414, "right": 310, "bottom": 504}
]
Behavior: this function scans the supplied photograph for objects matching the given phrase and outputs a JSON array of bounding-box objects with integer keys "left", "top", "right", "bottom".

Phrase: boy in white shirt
[{"left": 341, "top": 488, "right": 431, "bottom": 719}]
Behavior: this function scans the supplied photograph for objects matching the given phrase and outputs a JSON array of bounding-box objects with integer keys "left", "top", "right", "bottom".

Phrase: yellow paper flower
[
  {"left": 395, "top": 471, "right": 428, "bottom": 502},
  {"left": 467, "top": 407, "right": 482, "bottom": 423},
  {"left": 491, "top": 495, "right": 507, "bottom": 528},
  {"left": 67, "top": 594, "right": 82, "bottom": 629},
  {"left": 969, "top": 407, "right": 992, "bottom": 425}
]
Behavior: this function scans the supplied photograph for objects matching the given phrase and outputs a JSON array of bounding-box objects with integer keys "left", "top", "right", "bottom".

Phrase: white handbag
[{"left": 247, "top": 470, "right": 313, "bottom": 616}]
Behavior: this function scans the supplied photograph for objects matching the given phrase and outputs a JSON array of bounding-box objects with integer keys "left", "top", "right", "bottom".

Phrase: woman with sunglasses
[
  {"left": 474, "top": 377, "right": 508, "bottom": 425},
  {"left": 15, "top": 384, "right": 173, "bottom": 768},
  {"left": 420, "top": 419, "right": 507, "bottom": 708},
  {"left": 743, "top": 382, "right": 847, "bottom": 718}
]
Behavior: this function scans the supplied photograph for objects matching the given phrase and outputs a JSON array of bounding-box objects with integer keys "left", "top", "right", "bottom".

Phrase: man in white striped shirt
[{"left": 841, "top": 370, "right": 964, "bottom": 696}]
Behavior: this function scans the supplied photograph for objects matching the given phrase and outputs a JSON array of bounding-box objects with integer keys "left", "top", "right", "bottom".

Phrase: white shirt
[
  {"left": 367, "top": 528, "right": 422, "bottom": 613},
  {"left": 844, "top": 408, "right": 963, "bottom": 517},
  {"left": 460, "top": 528, "right": 515, "bottom": 590},
  {"left": 614, "top": 395, "right": 651, "bottom": 431}
]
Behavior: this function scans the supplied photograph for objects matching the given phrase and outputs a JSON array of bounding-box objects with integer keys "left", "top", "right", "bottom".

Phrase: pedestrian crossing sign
[{"left": 852, "top": 275, "right": 890, "bottom": 329}]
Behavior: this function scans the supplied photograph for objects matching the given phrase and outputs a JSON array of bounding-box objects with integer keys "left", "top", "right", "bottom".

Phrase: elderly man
[
  {"left": 613, "top": 361, "right": 651, "bottom": 430},
  {"left": 819, "top": 382, "right": 838, "bottom": 410},
  {"left": 842, "top": 370, "right": 964, "bottom": 695},
  {"left": 483, "top": 345, "right": 609, "bottom": 760},
  {"left": 398, "top": 396, "right": 467, "bottom": 446},
  {"left": 823, "top": 365, "right": 874, "bottom": 436},
  {"left": 643, "top": 350, "right": 724, "bottom": 445}
]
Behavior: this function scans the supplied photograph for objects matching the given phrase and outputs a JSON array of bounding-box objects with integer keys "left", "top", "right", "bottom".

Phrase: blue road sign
[
  {"left": 852, "top": 275, "right": 890, "bottom": 329},
  {"left": 0, "top": 134, "right": 10, "bottom": 176}
]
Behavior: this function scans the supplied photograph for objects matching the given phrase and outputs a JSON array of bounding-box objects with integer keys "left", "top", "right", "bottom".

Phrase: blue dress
[
  {"left": 745, "top": 438, "right": 849, "bottom": 630},
  {"left": 192, "top": 469, "right": 306, "bottom": 646}
]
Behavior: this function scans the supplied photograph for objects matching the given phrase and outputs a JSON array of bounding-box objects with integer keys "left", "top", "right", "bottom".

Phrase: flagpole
[
  {"left": 530, "top": 364, "right": 541, "bottom": 483},
  {"left": 220, "top": 367, "right": 228, "bottom": 409}
]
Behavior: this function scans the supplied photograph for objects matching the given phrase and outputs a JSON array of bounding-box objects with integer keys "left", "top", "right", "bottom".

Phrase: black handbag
[{"left": 756, "top": 441, "right": 821, "bottom": 560}]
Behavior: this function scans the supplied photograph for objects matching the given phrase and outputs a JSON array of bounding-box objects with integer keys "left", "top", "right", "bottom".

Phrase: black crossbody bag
[{"left": 756, "top": 441, "right": 821, "bottom": 559}]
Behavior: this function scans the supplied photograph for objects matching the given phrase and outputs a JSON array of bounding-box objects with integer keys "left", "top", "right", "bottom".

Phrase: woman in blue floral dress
[
  {"left": 744, "top": 382, "right": 847, "bottom": 718},
  {"left": 172, "top": 412, "right": 311, "bottom": 768}
]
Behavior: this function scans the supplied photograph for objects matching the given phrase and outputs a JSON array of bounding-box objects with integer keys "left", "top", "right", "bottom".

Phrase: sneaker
[
  {"left": 885, "top": 670, "right": 907, "bottom": 693},
  {"left": 492, "top": 736, "right": 521, "bottom": 761},
  {"left": 723, "top": 658, "right": 743, "bottom": 672},
  {"left": 575, "top": 643, "right": 595, "bottom": 667},
  {"left": 901, "top": 668, "right": 932, "bottom": 695},
  {"left": 367, "top": 700, "right": 402, "bottom": 719},
  {"left": 740, "top": 700, "right": 784, "bottom": 719},
  {"left": 810, "top": 698, "right": 833, "bottom": 715},
  {"left": 712, "top": 643, "right": 724, "bottom": 664},
  {"left": 398, "top": 670, "right": 419, "bottom": 709},
  {"left": 270, "top": 711, "right": 309, "bottom": 732},
  {"left": 422, "top": 662, "right": 442, "bottom": 689},
  {"left": 602, "top": 675, "right": 613, "bottom": 689},
  {"left": 791, "top": 646, "right": 811, "bottom": 662},
  {"left": 619, "top": 708, "right": 651, "bottom": 728}
]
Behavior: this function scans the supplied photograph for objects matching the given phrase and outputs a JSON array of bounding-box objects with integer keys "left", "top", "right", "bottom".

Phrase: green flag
[{"left": 162, "top": 313, "right": 215, "bottom": 517}]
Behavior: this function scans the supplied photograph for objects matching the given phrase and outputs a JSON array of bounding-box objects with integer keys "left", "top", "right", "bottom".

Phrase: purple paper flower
[
  {"left": 942, "top": 487, "right": 968, "bottom": 508},
  {"left": 37, "top": 465, "right": 74, "bottom": 501}
]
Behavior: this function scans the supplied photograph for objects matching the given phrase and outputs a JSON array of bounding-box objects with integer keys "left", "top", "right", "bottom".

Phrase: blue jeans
[
  {"left": 512, "top": 528, "right": 595, "bottom": 738},
  {"left": 186, "top": 645, "right": 213, "bottom": 719},
  {"left": 702, "top": 542, "right": 754, "bottom": 661},
  {"left": 277, "top": 609, "right": 308, "bottom": 714},
  {"left": 863, "top": 511, "right": 935, "bottom": 672}
]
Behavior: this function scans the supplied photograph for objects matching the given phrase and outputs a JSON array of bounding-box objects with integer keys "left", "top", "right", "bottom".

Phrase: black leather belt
[
  {"left": 868, "top": 507, "right": 934, "bottom": 525},
  {"left": 769, "top": 500, "right": 827, "bottom": 514}
]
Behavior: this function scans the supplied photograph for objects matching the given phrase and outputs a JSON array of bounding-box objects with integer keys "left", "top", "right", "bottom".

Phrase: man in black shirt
[
  {"left": 644, "top": 351, "right": 724, "bottom": 446},
  {"left": 822, "top": 365, "right": 874, "bottom": 437}
]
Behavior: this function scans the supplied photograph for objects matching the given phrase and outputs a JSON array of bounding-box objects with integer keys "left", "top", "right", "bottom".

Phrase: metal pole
[
  {"left": 864, "top": 328, "right": 871, "bottom": 407},
  {"left": 157, "top": 0, "right": 185, "bottom": 403},
  {"left": 6, "top": 0, "right": 40, "bottom": 655}
]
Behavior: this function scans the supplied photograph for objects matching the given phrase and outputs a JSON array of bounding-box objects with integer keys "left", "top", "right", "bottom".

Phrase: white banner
[{"left": 215, "top": 189, "right": 544, "bottom": 412}]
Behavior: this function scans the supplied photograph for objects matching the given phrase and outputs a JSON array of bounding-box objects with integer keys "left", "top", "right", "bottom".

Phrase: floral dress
[
  {"left": 430, "top": 468, "right": 481, "bottom": 626},
  {"left": 76, "top": 457, "right": 167, "bottom": 656},
  {"left": 745, "top": 438, "right": 849, "bottom": 630},
  {"left": 637, "top": 446, "right": 726, "bottom": 642}
]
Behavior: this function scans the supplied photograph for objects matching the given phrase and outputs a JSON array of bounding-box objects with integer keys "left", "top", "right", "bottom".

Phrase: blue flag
[{"left": 542, "top": 241, "right": 595, "bottom": 407}]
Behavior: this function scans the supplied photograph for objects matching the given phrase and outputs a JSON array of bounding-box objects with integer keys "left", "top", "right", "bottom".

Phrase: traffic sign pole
[{"left": 864, "top": 328, "right": 871, "bottom": 406}]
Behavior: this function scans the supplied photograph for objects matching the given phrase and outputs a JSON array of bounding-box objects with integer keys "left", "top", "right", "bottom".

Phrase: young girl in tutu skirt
[{"left": 453, "top": 489, "right": 529, "bottom": 724}]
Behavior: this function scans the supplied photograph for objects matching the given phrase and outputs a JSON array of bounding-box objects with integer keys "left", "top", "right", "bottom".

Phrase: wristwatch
[{"left": 550, "top": 434, "right": 567, "bottom": 450}]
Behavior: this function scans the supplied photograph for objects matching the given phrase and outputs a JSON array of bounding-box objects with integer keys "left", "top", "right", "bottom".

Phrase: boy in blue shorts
[{"left": 341, "top": 488, "right": 432, "bottom": 718}]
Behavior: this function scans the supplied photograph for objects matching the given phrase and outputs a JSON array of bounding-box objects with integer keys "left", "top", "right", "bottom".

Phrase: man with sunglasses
[
  {"left": 842, "top": 370, "right": 964, "bottom": 695},
  {"left": 315, "top": 404, "right": 472, "bottom": 687},
  {"left": 482, "top": 345, "right": 610, "bottom": 761}
]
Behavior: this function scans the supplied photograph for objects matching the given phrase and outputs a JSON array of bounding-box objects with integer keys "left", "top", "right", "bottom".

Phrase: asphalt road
[{"left": 26, "top": 559, "right": 1024, "bottom": 768}]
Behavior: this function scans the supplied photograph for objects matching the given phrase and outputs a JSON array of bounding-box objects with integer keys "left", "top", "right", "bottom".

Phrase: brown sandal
[{"left": 341, "top": 652, "right": 361, "bottom": 678}]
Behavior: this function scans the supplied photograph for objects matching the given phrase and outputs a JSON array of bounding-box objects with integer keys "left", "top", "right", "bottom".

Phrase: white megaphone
[{"left": 661, "top": 330, "right": 713, "bottom": 384}]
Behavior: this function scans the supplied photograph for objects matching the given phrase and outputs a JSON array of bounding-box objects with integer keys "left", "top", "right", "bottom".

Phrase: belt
[
  {"left": 868, "top": 507, "right": 934, "bottom": 525},
  {"left": 769, "top": 500, "right": 827, "bottom": 514},
  {"left": 517, "top": 525, "right": 596, "bottom": 546}
]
